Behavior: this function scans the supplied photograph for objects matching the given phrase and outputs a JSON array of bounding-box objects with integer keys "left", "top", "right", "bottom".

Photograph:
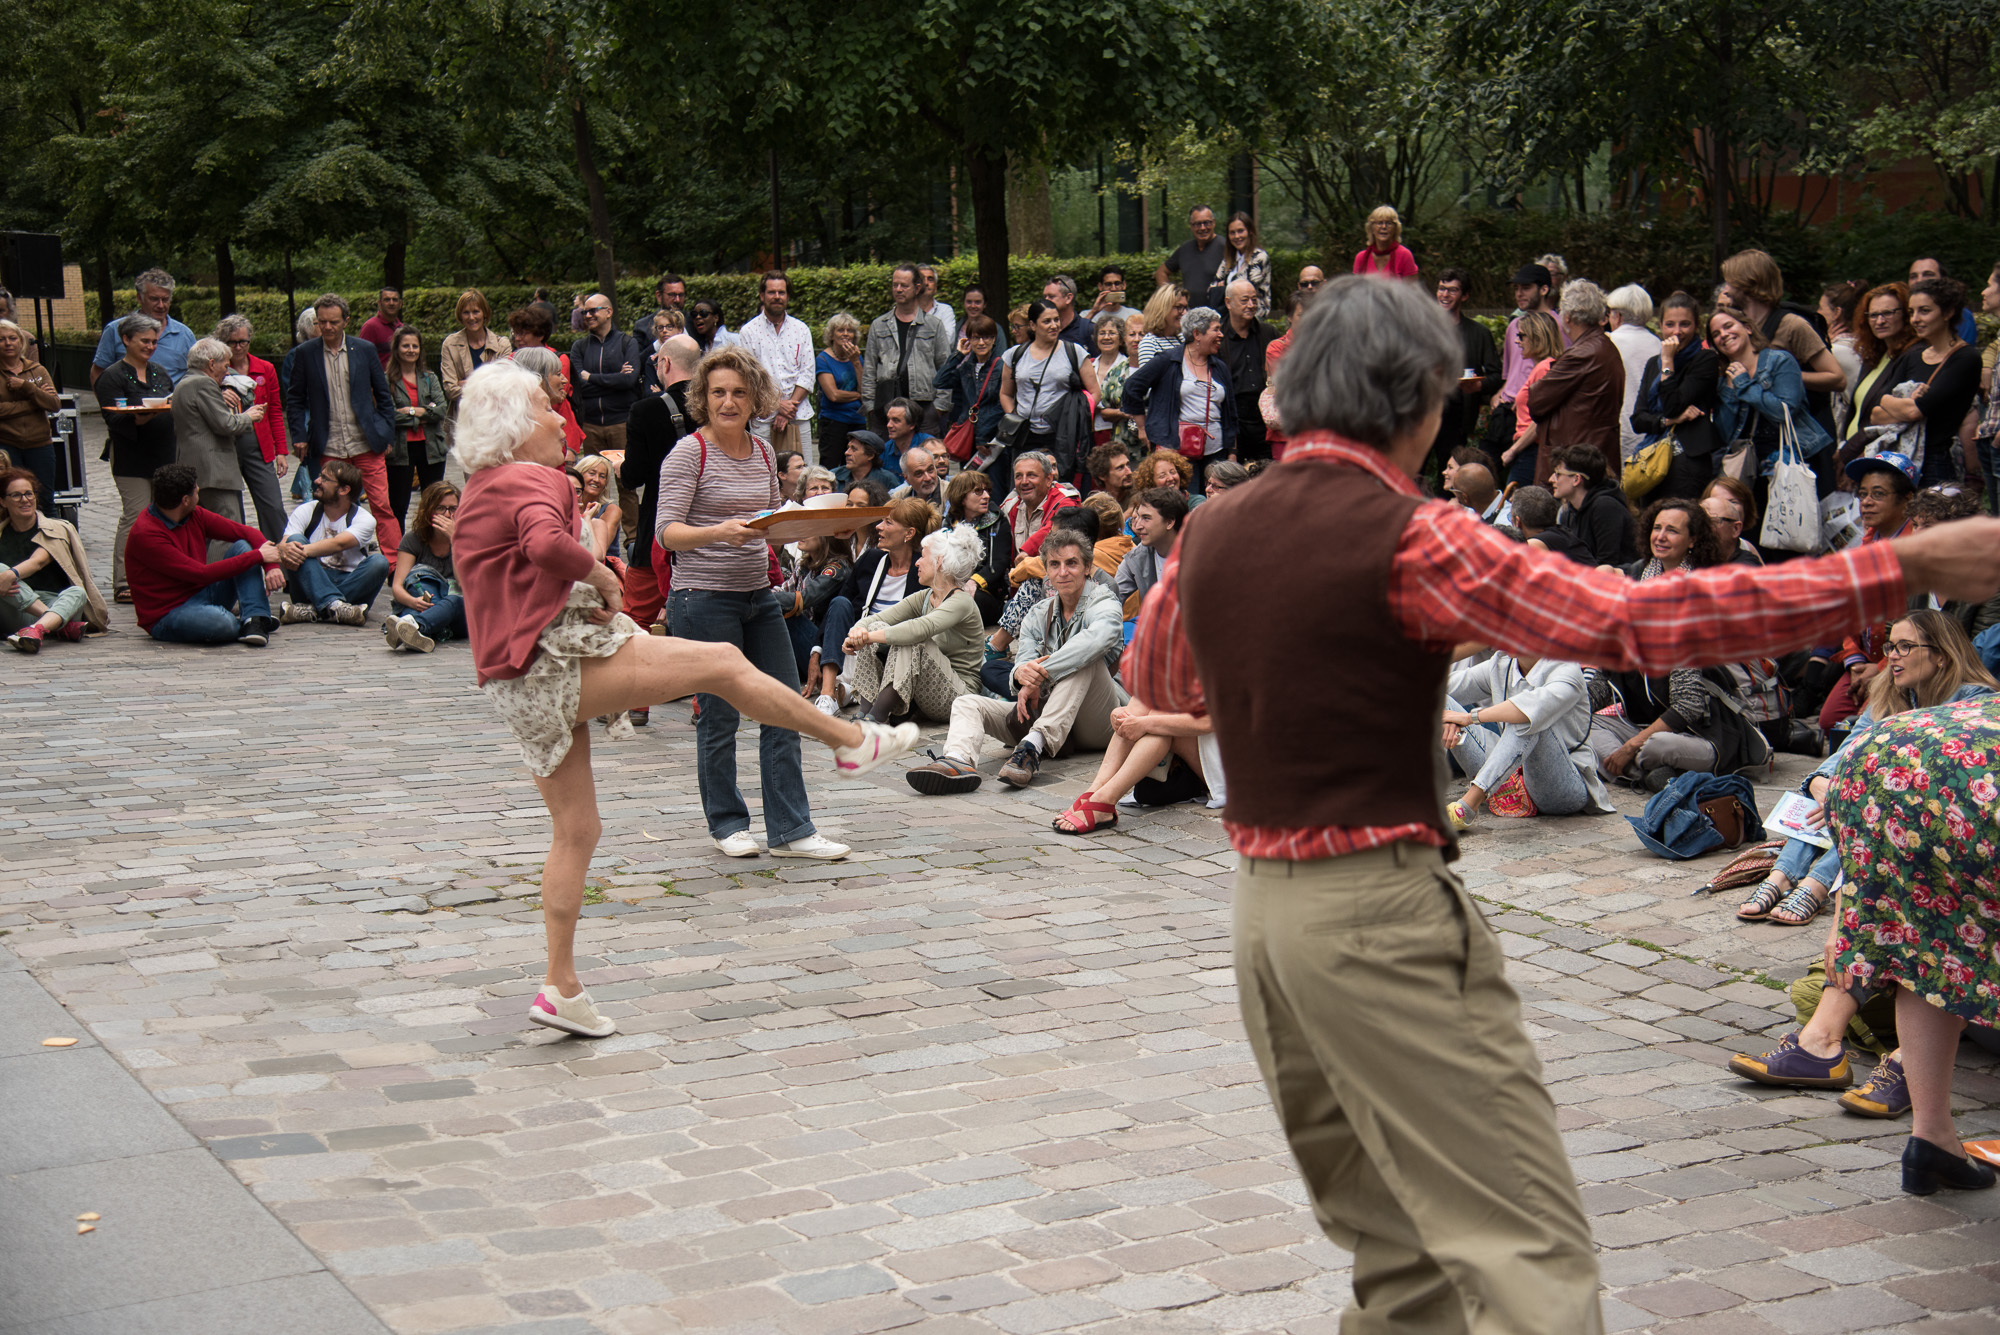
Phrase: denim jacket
[{"left": 1714, "top": 347, "right": 1832, "bottom": 460}]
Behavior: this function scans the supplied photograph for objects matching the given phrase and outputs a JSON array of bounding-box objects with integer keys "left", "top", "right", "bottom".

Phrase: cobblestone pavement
[{"left": 5, "top": 431, "right": 1997, "bottom": 1335}]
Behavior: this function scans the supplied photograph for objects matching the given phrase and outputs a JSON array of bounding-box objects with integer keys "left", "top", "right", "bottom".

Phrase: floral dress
[
  {"left": 1100, "top": 357, "right": 1141, "bottom": 451},
  {"left": 1829, "top": 695, "right": 2000, "bottom": 1027}
]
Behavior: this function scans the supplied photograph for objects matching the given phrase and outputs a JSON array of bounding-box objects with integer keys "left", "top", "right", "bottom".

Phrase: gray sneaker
[
  {"left": 278, "top": 601, "right": 317, "bottom": 625},
  {"left": 383, "top": 615, "right": 404, "bottom": 648},
  {"left": 397, "top": 617, "right": 436, "bottom": 653},
  {"left": 328, "top": 601, "right": 367, "bottom": 627}
]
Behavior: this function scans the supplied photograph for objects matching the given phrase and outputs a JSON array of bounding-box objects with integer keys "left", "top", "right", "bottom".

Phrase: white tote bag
[{"left": 1761, "top": 406, "right": 1820, "bottom": 554}]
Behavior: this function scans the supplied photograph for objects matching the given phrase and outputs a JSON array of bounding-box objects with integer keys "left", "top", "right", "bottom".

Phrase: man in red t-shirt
[{"left": 356, "top": 288, "right": 403, "bottom": 367}]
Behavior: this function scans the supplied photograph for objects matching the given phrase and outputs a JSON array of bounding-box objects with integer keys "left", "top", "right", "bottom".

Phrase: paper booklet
[{"left": 1765, "top": 790, "right": 1833, "bottom": 849}]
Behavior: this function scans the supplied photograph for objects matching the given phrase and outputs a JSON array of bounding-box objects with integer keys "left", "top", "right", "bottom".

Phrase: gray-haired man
[
  {"left": 1044, "top": 275, "right": 1097, "bottom": 348},
  {"left": 90, "top": 268, "right": 197, "bottom": 385}
]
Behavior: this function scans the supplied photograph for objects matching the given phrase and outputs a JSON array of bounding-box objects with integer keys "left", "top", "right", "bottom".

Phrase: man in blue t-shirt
[{"left": 90, "top": 268, "right": 198, "bottom": 386}]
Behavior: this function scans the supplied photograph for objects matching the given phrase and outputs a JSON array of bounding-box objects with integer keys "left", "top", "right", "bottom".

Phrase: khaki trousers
[
  {"left": 943, "top": 658, "right": 1124, "bottom": 761},
  {"left": 1234, "top": 844, "right": 1601, "bottom": 1335}
]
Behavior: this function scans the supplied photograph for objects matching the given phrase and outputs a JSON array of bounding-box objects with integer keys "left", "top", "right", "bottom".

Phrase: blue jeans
[
  {"left": 1775, "top": 836, "right": 1840, "bottom": 888},
  {"left": 1446, "top": 694, "right": 1590, "bottom": 816},
  {"left": 149, "top": 542, "right": 270, "bottom": 644},
  {"left": 818, "top": 596, "right": 860, "bottom": 671},
  {"left": 408, "top": 592, "right": 466, "bottom": 641},
  {"left": 668, "top": 587, "right": 815, "bottom": 845},
  {"left": 787, "top": 613, "right": 822, "bottom": 679},
  {"left": 292, "top": 552, "right": 389, "bottom": 612}
]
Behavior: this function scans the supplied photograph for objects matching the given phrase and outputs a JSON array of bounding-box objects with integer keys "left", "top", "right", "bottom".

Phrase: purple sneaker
[
  {"left": 1728, "top": 1032, "right": 1853, "bottom": 1089},
  {"left": 1840, "top": 1054, "right": 1910, "bottom": 1117}
]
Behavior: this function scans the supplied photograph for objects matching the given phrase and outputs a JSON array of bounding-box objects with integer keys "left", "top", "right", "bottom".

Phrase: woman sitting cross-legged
[
  {"left": 1441, "top": 650, "right": 1613, "bottom": 832},
  {"left": 1052, "top": 700, "right": 1216, "bottom": 834},
  {"left": 384, "top": 481, "right": 465, "bottom": 653},
  {"left": 843, "top": 524, "right": 986, "bottom": 724}
]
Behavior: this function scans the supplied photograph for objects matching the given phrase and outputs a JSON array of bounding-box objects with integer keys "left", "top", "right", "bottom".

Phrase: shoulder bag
[
  {"left": 1178, "top": 369, "right": 1214, "bottom": 460},
  {"left": 941, "top": 357, "right": 1001, "bottom": 464}
]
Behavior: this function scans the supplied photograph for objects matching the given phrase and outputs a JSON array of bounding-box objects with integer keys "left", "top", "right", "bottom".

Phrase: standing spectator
[
  {"left": 1217, "top": 280, "right": 1273, "bottom": 463},
  {"left": 1483, "top": 263, "right": 1561, "bottom": 465},
  {"left": 357, "top": 288, "right": 403, "bottom": 365},
  {"left": 999, "top": 300, "right": 1099, "bottom": 482},
  {"left": 737, "top": 272, "right": 816, "bottom": 457},
  {"left": 283, "top": 294, "right": 402, "bottom": 554},
  {"left": 1043, "top": 275, "right": 1098, "bottom": 348},
  {"left": 916, "top": 264, "right": 956, "bottom": 345},
  {"left": 89, "top": 268, "right": 196, "bottom": 387},
  {"left": 815, "top": 313, "right": 866, "bottom": 471},
  {"left": 440, "top": 290, "right": 511, "bottom": 412},
  {"left": 945, "top": 469, "right": 1013, "bottom": 624},
  {"left": 1087, "top": 265, "right": 1142, "bottom": 324},
  {"left": 940, "top": 314, "right": 1006, "bottom": 463},
  {"left": 1550, "top": 443, "right": 1636, "bottom": 566},
  {"left": 0, "top": 467, "right": 106, "bottom": 651},
  {"left": 1861, "top": 278, "right": 1982, "bottom": 489},
  {"left": 960, "top": 285, "right": 993, "bottom": 336},
  {"left": 1157, "top": 204, "right": 1229, "bottom": 310},
  {"left": 386, "top": 326, "right": 449, "bottom": 529},
  {"left": 1502, "top": 312, "right": 1562, "bottom": 487},
  {"left": 1976, "top": 262, "right": 2000, "bottom": 515},
  {"left": 384, "top": 481, "right": 465, "bottom": 653},
  {"left": 1605, "top": 284, "right": 1662, "bottom": 463},
  {"left": 0, "top": 320, "right": 60, "bottom": 500},
  {"left": 1135, "top": 285, "right": 1188, "bottom": 366},
  {"left": 1087, "top": 315, "right": 1131, "bottom": 449},
  {"left": 1006, "top": 303, "right": 1033, "bottom": 348},
  {"left": 1528, "top": 280, "right": 1624, "bottom": 483},
  {"left": 621, "top": 334, "right": 699, "bottom": 645},
  {"left": 93, "top": 313, "right": 178, "bottom": 603},
  {"left": 275, "top": 458, "right": 388, "bottom": 625},
  {"left": 635, "top": 274, "right": 687, "bottom": 353},
  {"left": 1352, "top": 205, "right": 1418, "bottom": 279},
  {"left": 1907, "top": 256, "right": 1981, "bottom": 343},
  {"left": 860, "top": 265, "right": 949, "bottom": 436},
  {"left": 514, "top": 347, "right": 583, "bottom": 454},
  {"left": 658, "top": 346, "right": 851, "bottom": 860},
  {"left": 1820, "top": 278, "right": 1868, "bottom": 433},
  {"left": 1432, "top": 268, "right": 1501, "bottom": 463},
  {"left": 126, "top": 463, "right": 284, "bottom": 646},
  {"left": 506, "top": 305, "right": 570, "bottom": 407},
  {"left": 171, "top": 337, "right": 265, "bottom": 532},
  {"left": 214, "top": 316, "right": 289, "bottom": 541},
  {"left": 1630, "top": 293, "right": 1722, "bottom": 501},
  {"left": 1219, "top": 212, "right": 1273, "bottom": 317},
  {"left": 1720, "top": 248, "right": 1846, "bottom": 445},
  {"left": 1122, "top": 307, "right": 1236, "bottom": 492},
  {"left": 1843, "top": 283, "right": 1914, "bottom": 456},
  {"left": 570, "top": 292, "right": 643, "bottom": 549},
  {"left": 1711, "top": 304, "right": 1832, "bottom": 479},
  {"left": 1536, "top": 252, "right": 1571, "bottom": 299},
  {"left": 688, "top": 298, "right": 737, "bottom": 355}
]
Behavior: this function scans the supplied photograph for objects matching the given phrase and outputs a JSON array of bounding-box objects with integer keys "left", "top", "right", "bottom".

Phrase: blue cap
[{"left": 1845, "top": 450, "right": 1917, "bottom": 488}]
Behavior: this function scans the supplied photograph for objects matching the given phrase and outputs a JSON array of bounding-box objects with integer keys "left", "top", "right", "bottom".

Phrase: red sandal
[{"left": 1052, "top": 792, "right": 1118, "bottom": 835}]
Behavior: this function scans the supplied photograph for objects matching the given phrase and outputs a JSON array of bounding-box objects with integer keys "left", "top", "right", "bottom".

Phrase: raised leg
[{"left": 576, "top": 634, "right": 863, "bottom": 752}]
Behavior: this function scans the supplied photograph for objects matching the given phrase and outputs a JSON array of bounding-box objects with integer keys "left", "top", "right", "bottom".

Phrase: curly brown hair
[
  {"left": 1136, "top": 448, "right": 1193, "bottom": 491},
  {"left": 1636, "top": 497, "right": 1726, "bottom": 570},
  {"left": 687, "top": 346, "right": 780, "bottom": 426}
]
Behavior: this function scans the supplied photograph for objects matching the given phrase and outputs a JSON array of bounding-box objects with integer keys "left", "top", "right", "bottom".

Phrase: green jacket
[{"left": 387, "top": 369, "right": 449, "bottom": 466}]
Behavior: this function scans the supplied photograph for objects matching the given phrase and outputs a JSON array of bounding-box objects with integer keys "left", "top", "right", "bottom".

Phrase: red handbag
[
  {"left": 1177, "top": 376, "right": 1213, "bottom": 460},
  {"left": 940, "top": 357, "right": 1002, "bottom": 464}
]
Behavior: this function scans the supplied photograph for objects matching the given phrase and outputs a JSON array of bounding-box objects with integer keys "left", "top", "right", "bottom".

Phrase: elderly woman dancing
[{"left": 453, "top": 360, "right": 918, "bottom": 1039}]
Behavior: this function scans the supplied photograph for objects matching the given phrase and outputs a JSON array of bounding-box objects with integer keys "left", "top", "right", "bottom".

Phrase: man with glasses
[
  {"left": 1087, "top": 265, "right": 1141, "bottom": 323},
  {"left": 1700, "top": 491, "right": 1762, "bottom": 566},
  {"left": 1296, "top": 265, "right": 1326, "bottom": 291},
  {"left": 1432, "top": 266, "right": 1500, "bottom": 461},
  {"left": 569, "top": 290, "right": 643, "bottom": 457},
  {"left": 636, "top": 274, "right": 688, "bottom": 354},
  {"left": 1157, "top": 205, "right": 1228, "bottom": 311},
  {"left": 357, "top": 288, "right": 404, "bottom": 366}
]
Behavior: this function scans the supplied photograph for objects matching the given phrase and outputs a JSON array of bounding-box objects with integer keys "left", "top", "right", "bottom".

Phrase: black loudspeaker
[{"left": 2, "top": 232, "right": 65, "bottom": 300}]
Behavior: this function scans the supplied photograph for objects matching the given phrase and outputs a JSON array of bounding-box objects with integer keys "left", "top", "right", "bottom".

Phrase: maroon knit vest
[{"left": 1175, "top": 459, "right": 1457, "bottom": 855}]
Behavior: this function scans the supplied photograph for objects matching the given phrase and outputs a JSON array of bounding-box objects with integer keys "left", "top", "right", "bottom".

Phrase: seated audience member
[
  {"left": 1550, "top": 444, "right": 1636, "bottom": 566},
  {"left": 1511, "top": 484, "right": 1589, "bottom": 562},
  {"left": 991, "top": 500, "right": 1131, "bottom": 655},
  {"left": 1086, "top": 440, "right": 1135, "bottom": 506},
  {"left": 945, "top": 468, "right": 1014, "bottom": 625},
  {"left": 1588, "top": 500, "right": 1766, "bottom": 786},
  {"left": 127, "top": 463, "right": 283, "bottom": 646},
  {"left": 844, "top": 525, "right": 985, "bottom": 723},
  {"left": 1821, "top": 452, "right": 1920, "bottom": 737},
  {"left": 1441, "top": 444, "right": 1498, "bottom": 495},
  {"left": 1904, "top": 487, "right": 1999, "bottom": 634},
  {"left": 1442, "top": 649, "right": 1611, "bottom": 831},
  {"left": 781, "top": 531, "right": 852, "bottom": 680},
  {"left": 1449, "top": 462, "right": 1502, "bottom": 522},
  {"left": 835, "top": 430, "right": 898, "bottom": 492},
  {"left": 907, "top": 528, "right": 1127, "bottom": 792},
  {"left": 801, "top": 466, "right": 837, "bottom": 501},
  {"left": 384, "top": 481, "right": 464, "bottom": 653},
  {"left": 1, "top": 468, "right": 107, "bottom": 651},
  {"left": 277, "top": 459, "right": 388, "bottom": 626},
  {"left": 1001, "top": 450, "right": 1082, "bottom": 555},
  {"left": 891, "top": 446, "right": 946, "bottom": 509},
  {"left": 811, "top": 496, "right": 936, "bottom": 711},
  {"left": 1729, "top": 611, "right": 1998, "bottom": 1104},
  {"left": 1134, "top": 447, "right": 1195, "bottom": 501},
  {"left": 1699, "top": 475, "right": 1764, "bottom": 565},
  {"left": 880, "top": 399, "right": 930, "bottom": 479},
  {"left": 774, "top": 450, "right": 806, "bottom": 500},
  {"left": 1052, "top": 701, "right": 1218, "bottom": 834},
  {"left": 1202, "top": 460, "right": 1250, "bottom": 494},
  {"left": 1117, "top": 486, "right": 1187, "bottom": 612}
]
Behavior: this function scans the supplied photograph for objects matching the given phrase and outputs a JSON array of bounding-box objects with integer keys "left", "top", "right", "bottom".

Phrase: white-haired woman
[
  {"left": 843, "top": 523, "right": 987, "bottom": 724},
  {"left": 453, "top": 360, "right": 917, "bottom": 1040}
]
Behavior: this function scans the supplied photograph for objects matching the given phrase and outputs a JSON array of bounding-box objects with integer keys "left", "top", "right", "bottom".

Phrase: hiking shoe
[
  {"left": 770, "top": 833, "right": 851, "bottom": 860},
  {"left": 396, "top": 617, "right": 436, "bottom": 653},
  {"left": 997, "top": 741, "right": 1042, "bottom": 788},
  {"left": 528, "top": 983, "right": 616, "bottom": 1038},
  {"left": 908, "top": 751, "right": 983, "bottom": 795},
  {"left": 1841, "top": 1055, "right": 1910, "bottom": 1118},
  {"left": 834, "top": 721, "right": 920, "bottom": 777},
  {"left": 278, "top": 601, "right": 317, "bottom": 625},
  {"left": 1728, "top": 1032, "right": 1852, "bottom": 1089},
  {"left": 7, "top": 625, "right": 42, "bottom": 654},
  {"left": 713, "top": 831, "right": 760, "bottom": 858},
  {"left": 58, "top": 621, "right": 87, "bottom": 642},
  {"left": 328, "top": 600, "right": 367, "bottom": 626}
]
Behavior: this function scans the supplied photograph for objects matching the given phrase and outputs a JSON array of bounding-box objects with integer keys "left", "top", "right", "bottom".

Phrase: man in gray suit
[{"left": 171, "top": 338, "right": 267, "bottom": 556}]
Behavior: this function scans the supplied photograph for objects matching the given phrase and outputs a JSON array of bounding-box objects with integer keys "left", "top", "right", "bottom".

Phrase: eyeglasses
[
  {"left": 1866, "top": 311, "right": 1902, "bottom": 323},
  {"left": 224, "top": 337, "right": 251, "bottom": 346},
  {"left": 1883, "top": 640, "right": 1930, "bottom": 657},
  {"left": 584, "top": 304, "right": 610, "bottom": 315},
  {"left": 1550, "top": 469, "right": 1583, "bottom": 482},
  {"left": 1191, "top": 219, "right": 1215, "bottom": 230},
  {"left": 1854, "top": 486, "right": 1899, "bottom": 501},
  {"left": 1298, "top": 279, "right": 1322, "bottom": 289},
  {"left": 4, "top": 490, "right": 36, "bottom": 502},
  {"left": 438, "top": 505, "right": 459, "bottom": 515}
]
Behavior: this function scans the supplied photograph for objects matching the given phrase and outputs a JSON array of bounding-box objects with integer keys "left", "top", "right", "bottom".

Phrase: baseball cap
[
  {"left": 1844, "top": 451, "right": 1917, "bottom": 489},
  {"left": 1510, "top": 264, "right": 1554, "bottom": 288}
]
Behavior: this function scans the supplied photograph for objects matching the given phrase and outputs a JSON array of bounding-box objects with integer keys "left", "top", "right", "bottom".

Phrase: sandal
[
  {"left": 1768, "top": 881, "right": 1828, "bottom": 926},
  {"left": 1737, "top": 879, "right": 1787, "bottom": 921},
  {"left": 1052, "top": 792, "right": 1118, "bottom": 835}
]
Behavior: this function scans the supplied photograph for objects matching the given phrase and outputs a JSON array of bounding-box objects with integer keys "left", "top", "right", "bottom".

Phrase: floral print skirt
[
  {"left": 482, "top": 584, "right": 640, "bottom": 777},
  {"left": 1830, "top": 696, "right": 2000, "bottom": 1028}
]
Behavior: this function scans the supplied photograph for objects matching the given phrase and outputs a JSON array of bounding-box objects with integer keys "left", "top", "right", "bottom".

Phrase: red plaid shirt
[{"left": 1130, "top": 432, "right": 1909, "bottom": 862}]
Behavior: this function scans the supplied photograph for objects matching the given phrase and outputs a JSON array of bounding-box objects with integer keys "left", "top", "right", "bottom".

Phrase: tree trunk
[
  {"left": 1705, "top": 126, "right": 1731, "bottom": 278},
  {"left": 1007, "top": 153, "right": 1054, "bottom": 256},
  {"left": 385, "top": 238, "right": 407, "bottom": 292},
  {"left": 769, "top": 149, "right": 782, "bottom": 269},
  {"left": 570, "top": 95, "right": 619, "bottom": 301},
  {"left": 965, "top": 142, "right": 1010, "bottom": 307},
  {"left": 93, "top": 253, "right": 114, "bottom": 333},
  {"left": 216, "top": 238, "right": 236, "bottom": 317}
]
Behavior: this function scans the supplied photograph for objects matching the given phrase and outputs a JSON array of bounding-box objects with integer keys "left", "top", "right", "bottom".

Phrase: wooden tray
[
  {"left": 101, "top": 403, "right": 170, "bottom": 415},
  {"left": 747, "top": 506, "right": 890, "bottom": 544}
]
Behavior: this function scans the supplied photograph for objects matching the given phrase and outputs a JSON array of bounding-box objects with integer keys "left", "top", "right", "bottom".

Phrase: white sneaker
[
  {"left": 383, "top": 615, "right": 403, "bottom": 648},
  {"left": 528, "top": 983, "right": 616, "bottom": 1038},
  {"left": 770, "top": 833, "right": 850, "bottom": 860},
  {"left": 329, "top": 600, "right": 367, "bottom": 627},
  {"left": 397, "top": 617, "right": 436, "bottom": 653},
  {"left": 713, "top": 831, "right": 760, "bottom": 858},
  {"left": 834, "top": 721, "right": 920, "bottom": 777},
  {"left": 815, "top": 694, "right": 839, "bottom": 716}
]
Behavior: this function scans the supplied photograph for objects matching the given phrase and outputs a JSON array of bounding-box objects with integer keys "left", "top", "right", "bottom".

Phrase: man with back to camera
[{"left": 1126, "top": 273, "right": 2000, "bottom": 1334}]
